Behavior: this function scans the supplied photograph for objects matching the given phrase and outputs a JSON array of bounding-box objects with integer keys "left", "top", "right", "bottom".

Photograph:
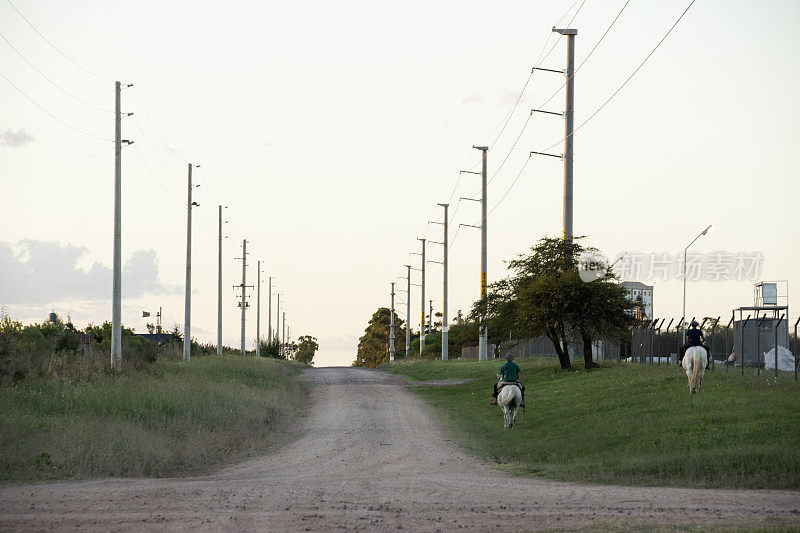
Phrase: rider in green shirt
[{"left": 491, "top": 354, "right": 525, "bottom": 407}]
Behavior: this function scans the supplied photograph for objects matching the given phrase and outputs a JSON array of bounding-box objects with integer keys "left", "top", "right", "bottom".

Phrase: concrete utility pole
[
  {"left": 282, "top": 311, "right": 286, "bottom": 358},
  {"left": 553, "top": 27, "right": 577, "bottom": 242},
  {"left": 439, "top": 204, "right": 449, "bottom": 360},
  {"left": 276, "top": 293, "right": 281, "bottom": 354},
  {"left": 405, "top": 265, "right": 411, "bottom": 358},
  {"left": 390, "top": 282, "right": 396, "bottom": 362},
  {"left": 268, "top": 277, "right": 272, "bottom": 343},
  {"left": 111, "top": 81, "right": 123, "bottom": 371},
  {"left": 183, "top": 163, "right": 198, "bottom": 363},
  {"left": 217, "top": 205, "right": 223, "bottom": 355},
  {"left": 474, "top": 145, "right": 489, "bottom": 361},
  {"left": 256, "top": 260, "right": 261, "bottom": 357},
  {"left": 418, "top": 238, "right": 426, "bottom": 357},
  {"left": 234, "top": 239, "right": 250, "bottom": 355}
]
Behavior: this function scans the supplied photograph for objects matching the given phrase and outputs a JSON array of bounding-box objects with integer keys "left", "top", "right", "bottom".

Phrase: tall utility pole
[
  {"left": 389, "top": 282, "right": 396, "bottom": 362},
  {"left": 282, "top": 311, "right": 286, "bottom": 358},
  {"left": 474, "top": 145, "right": 489, "bottom": 361},
  {"left": 417, "top": 238, "right": 426, "bottom": 357},
  {"left": 183, "top": 163, "right": 198, "bottom": 363},
  {"left": 111, "top": 81, "right": 123, "bottom": 372},
  {"left": 234, "top": 239, "right": 250, "bottom": 355},
  {"left": 268, "top": 277, "right": 272, "bottom": 343},
  {"left": 405, "top": 265, "right": 411, "bottom": 358},
  {"left": 439, "top": 203, "right": 449, "bottom": 360},
  {"left": 256, "top": 260, "right": 261, "bottom": 357},
  {"left": 553, "top": 27, "right": 577, "bottom": 242},
  {"left": 217, "top": 205, "right": 223, "bottom": 355},
  {"left": 429, "top": 300, "right": 433, "bottom": 335},
  {"left": 276, "top": 293, "right": 281, "bottom": 354}
]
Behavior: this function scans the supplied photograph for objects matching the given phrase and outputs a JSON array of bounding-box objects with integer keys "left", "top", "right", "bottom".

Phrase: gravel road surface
[{"left": 1, "top": 367, "right": 797, "bottom": 531}]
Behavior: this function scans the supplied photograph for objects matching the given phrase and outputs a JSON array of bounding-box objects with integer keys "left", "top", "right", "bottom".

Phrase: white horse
[
  {"left": 497, "top": 383, "right": 522, "bottom": 429},
  {"left": 681, "top": 346, "right": 707, "bottom": 394}
]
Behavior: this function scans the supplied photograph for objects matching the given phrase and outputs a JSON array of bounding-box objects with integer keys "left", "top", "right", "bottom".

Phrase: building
[{"left": 621, "top": 281, "right": 653, "bottom": 321}]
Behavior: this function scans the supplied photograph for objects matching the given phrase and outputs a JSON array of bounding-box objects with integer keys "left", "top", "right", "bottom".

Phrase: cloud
[
  {"left": 461, "top": 92, "right": 482, "bottom": 106},
  {"left": 0, "top": 128, "right": 34, "bottom": 147},
  {"left": 0, "top": 240, "right": 179, "bottom": 306}
]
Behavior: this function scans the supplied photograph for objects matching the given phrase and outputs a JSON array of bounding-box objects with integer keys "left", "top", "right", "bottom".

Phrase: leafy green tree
[
  {"left": 354, "top": 307, "right": 405, "bottom": 367},
  {"left": 296, "top": 335, "right": 318, "bottom": 364},
  {"left": 259, "top": 338, "right": 284, "bottom": 359},
  {"left": 471, "top": 237, "right": 635, "bottom": 370}
]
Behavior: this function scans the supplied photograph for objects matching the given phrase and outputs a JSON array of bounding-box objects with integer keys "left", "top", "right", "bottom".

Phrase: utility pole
[
  {"left": 441, "top": 204, "right": 449, "bottom": 360},
  {"left": 475, "top": 145, "right": 489, "bottom": 361},
  {"left": 234, "top": 239, "right": 251, "bottom": 355},
  {"left": 111, "top": 81, "right": 123, "bottom": 372},
  {"left": 405, "top": 265, "right": 411, "bottom": 358},
  {"left": 256, "top": 260, "right": 261, "bottom": 357},
  {"left": 418, "top": 238, "right": 426, "bottom": 358},
  {"left": 553, "top": 27, "right": 577, "bottom": 242},
  {"left": 282, "top": 311, "right": 286, "bottom": 359},
  {"left": 217, "top": 205, "right": 223, "bottom": 355},
  {"left": 183, "top": 163, "right": 199, "bottom": 363},
  {"left": 268, "top": 277, "right": 272, "bottom": 343},
  {"left": 390, "top": 282, "right": 396, "bottom": 362},
  {"left": 276, "top": 293, "right": 281, "bottom": 354}
]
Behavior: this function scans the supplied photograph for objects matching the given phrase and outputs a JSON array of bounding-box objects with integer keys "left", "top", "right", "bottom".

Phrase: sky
[{"left": 1, "top": 0, "right": 798, "bottom": 367}]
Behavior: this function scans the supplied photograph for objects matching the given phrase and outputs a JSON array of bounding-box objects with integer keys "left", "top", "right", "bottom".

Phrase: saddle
[{"left": 498, "top": 380, "right": 522, "bottom": 391}]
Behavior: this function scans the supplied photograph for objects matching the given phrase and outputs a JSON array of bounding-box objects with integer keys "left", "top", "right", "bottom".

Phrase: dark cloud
[
  {"left": 0, "top": 240, "right": 178, "bottom": 305},
  {"left": 0, "top": 128, "right": 34, "bottom": 147}
]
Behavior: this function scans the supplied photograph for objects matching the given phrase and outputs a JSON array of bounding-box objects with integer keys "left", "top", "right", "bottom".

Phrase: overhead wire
[
  {"left": 4, "top": 0, "right": 113, "bottom": 83},
  {"left": 0, "top": 69, "right": 112, "bottom": 141},
  {"left": 0, "top": 30, "right": 112, "bottom": 113},
  {"left": 489, "top": 0, "right": 697, "bottom": 215}
]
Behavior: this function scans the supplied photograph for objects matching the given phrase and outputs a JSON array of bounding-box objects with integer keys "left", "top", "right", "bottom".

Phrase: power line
[
  {"left": 4, "top": 0, "right": 113, "bottom": 82},
  {"left": 0, "top": 69, "right": 112, "bottom": 141},
  {"left": 0, "top": 30, "right": 112, "bottom": 113},
  {"left": 469, "top": 0, "right": 629, "bottom": 200},
  {"left": 482, "top": 0, "right": 586, "bottom": 149},
  {"left": 489, "top": 0, "right": 697, "bottom": 215},
  {"left": 541, "top": 0, "right": 696, "bottom": 154},
  {"left": 130, "top": 115, "right": 183, "bottom": 184},
  {"left": 132, "top": 86, "right": 181, "bottom": 160},
  {"left": 131, "top": 144, "right": 182, "bottom": 203}
]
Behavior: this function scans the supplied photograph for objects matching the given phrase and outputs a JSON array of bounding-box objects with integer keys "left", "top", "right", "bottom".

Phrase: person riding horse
[
  {"left": 491, "top": 354, "right": 525, "bottom": 408},
  {"left": 681, "top": 320, "right": 711, "bottom": 369}
]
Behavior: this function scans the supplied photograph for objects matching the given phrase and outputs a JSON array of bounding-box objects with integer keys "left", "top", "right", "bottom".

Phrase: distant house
[{"left": 621, "top": 281, "right": 653, "bottom": 321}]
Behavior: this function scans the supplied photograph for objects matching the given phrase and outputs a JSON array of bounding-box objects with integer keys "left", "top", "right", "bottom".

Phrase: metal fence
[{"left": 493, "top": 315, "right": 800, "bottom": 382}]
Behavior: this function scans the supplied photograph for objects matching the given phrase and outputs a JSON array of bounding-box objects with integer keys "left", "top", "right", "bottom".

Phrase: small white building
[{"left": 622, "top": 281, "right": 653, "bottom": 320}]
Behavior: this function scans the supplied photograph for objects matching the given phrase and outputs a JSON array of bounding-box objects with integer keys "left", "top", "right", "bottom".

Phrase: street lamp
[{"left": 681, "top": 224, "right": 712, "bottom": 353}]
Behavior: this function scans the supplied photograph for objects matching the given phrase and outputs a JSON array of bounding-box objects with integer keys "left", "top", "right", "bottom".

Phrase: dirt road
[{"left": 1, "top": 367, "right": 798, "bottom": 531}]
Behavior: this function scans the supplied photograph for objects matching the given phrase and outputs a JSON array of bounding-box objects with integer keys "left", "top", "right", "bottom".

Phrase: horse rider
[
  {"left": 490, "top": 354, "right": 525, "bottom": 407},
  {"left": 681, "top": 320, "right": 711, "bottom": 369}
]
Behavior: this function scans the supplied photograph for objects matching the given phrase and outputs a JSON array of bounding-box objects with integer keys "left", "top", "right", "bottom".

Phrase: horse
[
  {"left": 497, "top": 383, "right": 522, "bottom": 429},
  {"left": 681, "top": 346, "right": 707, "bottom": 394}
]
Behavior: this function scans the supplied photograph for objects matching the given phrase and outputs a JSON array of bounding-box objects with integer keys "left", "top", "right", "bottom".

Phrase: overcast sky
[{"left": 1, "top": 0, "right": 798, "bottom": 366}]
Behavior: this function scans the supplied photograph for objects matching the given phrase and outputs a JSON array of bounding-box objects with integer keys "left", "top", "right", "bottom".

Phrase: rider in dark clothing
[
  {"left": 681, "top": 321, "right": 711, "bottom": 369},
  {"left": 491, "top": 354, "right": 525, "bottom": 407}
]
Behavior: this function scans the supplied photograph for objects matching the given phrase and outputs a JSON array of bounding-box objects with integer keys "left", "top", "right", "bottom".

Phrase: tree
[
  {"left": 259, "top": 338, "right": 284, "bottom": 359},
  {"left": 354, "top": 307, "right": 405, "bottom": 367},
  {"left": 472, "top": 237, "right": 635, "bottom": 370},
  {"left": 296, "top": 335, "right": 318, "bottom": 364}
]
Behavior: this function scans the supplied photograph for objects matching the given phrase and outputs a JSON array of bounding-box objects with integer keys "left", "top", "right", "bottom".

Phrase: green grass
[
  {"left": 386, "top": 358, "right": 800, "bottom": 489},
  {"left": 0, "top": 356, "right": 307, "bottom": 483}
]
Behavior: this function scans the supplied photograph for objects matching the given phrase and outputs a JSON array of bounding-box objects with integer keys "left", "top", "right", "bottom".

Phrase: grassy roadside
[
  {"left": 0, "top": 356, "right": 307, "bottom": 483},
  {"left": 386, "top": 358, "right": 800, "bottom": 489}
]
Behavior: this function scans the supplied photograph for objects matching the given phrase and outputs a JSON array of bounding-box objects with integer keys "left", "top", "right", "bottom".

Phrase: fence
[{"left": 492, "top": 315, "right": 800, "bottom": 382}]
